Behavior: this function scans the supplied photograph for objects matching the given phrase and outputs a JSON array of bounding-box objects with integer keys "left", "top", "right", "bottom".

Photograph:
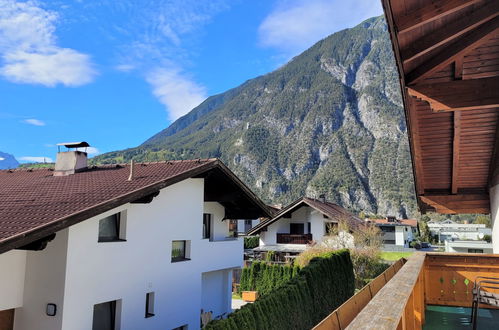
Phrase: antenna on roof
[{"left": 128, "top": 160, "right": 134, "bottom": 181}]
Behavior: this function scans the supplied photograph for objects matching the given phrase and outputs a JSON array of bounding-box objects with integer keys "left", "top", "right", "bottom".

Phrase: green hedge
[
  {"left": 238, "top": 261, "right": 300, "bottom": 296},
  {"left": 244, "top": 236, "right": 260, "bottom": 249},
  {"left": 207, "top": 249, "right": 355, "bottom": 330}
]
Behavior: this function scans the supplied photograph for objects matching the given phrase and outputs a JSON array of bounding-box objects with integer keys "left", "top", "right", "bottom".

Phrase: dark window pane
[
  {"left": 145, "top": 292, "right": 155, "bottom": 317},
  {"left": 98, "top": 214, "right": 120, "bottom": 241},
  {"left": 203, "top": 214, "right": 211, "bottom": 239},
  {"left": 290, "top": 223, "right": 304, "bottom": 234},
  {"left": 92, "top": 301, "right": 115, "bottom": 330}
]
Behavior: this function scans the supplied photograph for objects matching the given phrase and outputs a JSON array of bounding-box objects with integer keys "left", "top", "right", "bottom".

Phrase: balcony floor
[{"left": 424, "top": 305, "right": 499, "bottom": 330}]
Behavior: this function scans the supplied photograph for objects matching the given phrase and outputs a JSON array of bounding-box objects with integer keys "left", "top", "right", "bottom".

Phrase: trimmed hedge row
[
  {"left": 239, "top": 261, "right": 300, "bottom": 296},
  {"left": 206, "top": 249, "right": 355, "bottom": 330}
]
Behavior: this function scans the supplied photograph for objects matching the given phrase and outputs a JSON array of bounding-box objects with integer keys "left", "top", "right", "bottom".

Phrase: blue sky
[{"left": 0, "top": 0, "right": 382, "bottom": 163}]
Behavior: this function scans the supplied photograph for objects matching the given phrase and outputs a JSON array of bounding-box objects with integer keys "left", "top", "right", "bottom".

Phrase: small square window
[
  {"left": 171, "top": 240, "right": 190, "bottom": 262},
  {"left": 98, "top": 212, "right": 126, "bottom": 242},
  {"left": 93, "top": 300, "right": 119, "bottom": 330},
  {"left": 145, "top": 292, "right": 155, "bottom": 318}
]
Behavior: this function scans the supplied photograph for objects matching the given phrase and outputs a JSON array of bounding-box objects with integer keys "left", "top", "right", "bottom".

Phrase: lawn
[{"left": 380, "top": 251, "right": 413, "bottom": 261}]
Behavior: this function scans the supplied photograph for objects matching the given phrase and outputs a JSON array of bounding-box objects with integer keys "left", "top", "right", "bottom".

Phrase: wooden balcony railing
[
  {"left": 315, "top": 252, "right": 499, "bottom": 330},
  {"left": 276, "top": 233, "right": 313, "bottom": 244}
]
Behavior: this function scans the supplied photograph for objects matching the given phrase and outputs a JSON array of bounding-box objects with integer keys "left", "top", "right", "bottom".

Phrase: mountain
[
  {"left": 0, "top": 152, "right": 19, "bottom": 169},
  {"left": 94, "top": 16, "right": 417, "bottom": 218}
]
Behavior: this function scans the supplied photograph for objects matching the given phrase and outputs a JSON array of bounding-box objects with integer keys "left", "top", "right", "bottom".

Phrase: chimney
[
  {"left": 386, "top": 216, "right": 396, "bottom": 223},
  {"left": 319, "top": 194, "right": 326, "bottom": 203},
  {"left": 54, "top": 142, "right": 90, "bottom": 176}
]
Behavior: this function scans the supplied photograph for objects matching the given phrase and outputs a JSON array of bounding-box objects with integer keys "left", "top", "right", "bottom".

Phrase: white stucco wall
[
  {"left": 0, "top": 250, "right": 26, "bottom": 311},
  {"left": 395, "top": 226, "right": 405, "bottom": 246},
  {"left": 204, "top": 202, "right": 228, "bottom": 241},
  {"left": 201, "top": 269, "right": 232, "bottom": 319},
  {"left": 14, "top": 229, "right": 69, "bottom": 330},
  {"left": 6, "top": 178, "right": 242, "bottom": 330}
]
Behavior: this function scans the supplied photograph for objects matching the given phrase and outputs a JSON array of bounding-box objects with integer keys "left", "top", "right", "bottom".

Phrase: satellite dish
[{"left": 478, "top": 233, "right": 484, "bottom": 239}]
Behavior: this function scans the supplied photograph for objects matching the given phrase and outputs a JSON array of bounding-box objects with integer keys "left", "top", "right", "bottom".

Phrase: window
[
  {"left": 245, "top": 220, "right": 252, "bottom": 232},
  {"left": 93, "top": 300, "right": 118, "bottom": 330},
  {"left": 145, "top": 292, "right": 155, "bottom": 318},
  {"left": 468, "top": 249, "right": 484, "bottom": 253},
  {"left": 203, "top": 214, "right": 212, "bottom": 239},
  {"left": 405, "top": 227, "right": 408, "bottom": 232},
  {"left": 98, "top": 212, "right": 126, "bottom": 242},
  {"left": 228, "top": 220, "right": 237, "bottom": 233},
  {"left": 171, "top": 240, "right": 190, "bottom": 262},
  {"left": 290, "top": 223, "right": 304, "bottom": 234},
  {"left": 307, "top": 222, "right": 311, "bottom": 234}
]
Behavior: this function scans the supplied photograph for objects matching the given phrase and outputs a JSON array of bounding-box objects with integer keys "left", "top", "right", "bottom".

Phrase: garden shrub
[
  {"left": 238, "top": 261, "right": 299, "bottom": 296},
  {"left": 244, "top": 236, "right": 260, "bottom": 249},
  {"left": 206, "top": 249, "right": 355, "bottom": 330}
]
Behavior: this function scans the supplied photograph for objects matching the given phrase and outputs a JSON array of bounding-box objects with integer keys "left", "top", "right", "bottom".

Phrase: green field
[{"left": 380, "top": 251, "right": 413, "bottom": 261}]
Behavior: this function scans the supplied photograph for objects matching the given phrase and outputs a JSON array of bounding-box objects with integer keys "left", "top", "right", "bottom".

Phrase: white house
[
  {"left": 444, "top": 240, "right": 494, "bottom": 254},
  {"left": 427, "top": 220, "right": 492, "bottom": 242},
  {"left": 247, "top": 197, "right": 363, "bottom": 258},
  {"left": 0, "top": 145, "right": 271, "bottom": 330},
  {"left": 368, "top": 217, "right": 419, "bottom": 247}
]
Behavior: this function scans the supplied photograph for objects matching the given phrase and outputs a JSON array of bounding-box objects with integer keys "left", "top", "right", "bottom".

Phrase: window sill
[
  {"left": 98, "top": 238, "right": 127, "bottom": 243},
  {"left": 171, "top": 257, "right": 191, "bottom": 263}
]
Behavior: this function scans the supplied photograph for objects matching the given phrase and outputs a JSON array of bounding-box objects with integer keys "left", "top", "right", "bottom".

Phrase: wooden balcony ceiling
[{"left": 382, "top": 0, "right": 499, "bottom": 214}]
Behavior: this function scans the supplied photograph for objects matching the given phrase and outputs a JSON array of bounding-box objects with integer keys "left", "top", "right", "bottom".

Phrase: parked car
[{"left": 421, "top": 242, "right": 431, "bottom": 249}]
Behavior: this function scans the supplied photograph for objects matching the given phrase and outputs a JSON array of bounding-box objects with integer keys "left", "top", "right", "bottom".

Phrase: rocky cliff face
[
  {"left": 0, "top": 151, "right": 19, "bottom": 169},
  {"left": 95, "top": 16, "right": 417, "bottom": 218}
]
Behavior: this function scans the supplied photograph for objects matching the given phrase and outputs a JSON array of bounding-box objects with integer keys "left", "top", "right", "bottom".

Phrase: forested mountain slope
[{"left": 95, "top": 16, "right": 417, "bottom": 218}]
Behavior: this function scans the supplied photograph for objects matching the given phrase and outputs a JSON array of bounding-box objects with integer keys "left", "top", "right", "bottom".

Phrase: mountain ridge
[{"left": 94, "top": 16, "right": 417, "bottom": 218}]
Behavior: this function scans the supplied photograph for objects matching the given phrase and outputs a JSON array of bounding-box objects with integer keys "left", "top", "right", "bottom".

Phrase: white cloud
[
  {"left": 0, "top": 0, "right": 97, "bottom": 86},
  {"left": 78, "top": 146, "right": 99, "bottom": 155},
  {"left": 19, "top": 156, "right": 53, "bottom": 163},
  {"left": 0, "top": 157, "right": 4, "bottom": 161},
  {"left": 23, "top": 118, "right": 45, "bottom": 126},
  {"left": 146, "top": 67, "right": 207, "bottom": 120},
  {"left": 259, "top": 0, "right": 382, "bottom": 54}
]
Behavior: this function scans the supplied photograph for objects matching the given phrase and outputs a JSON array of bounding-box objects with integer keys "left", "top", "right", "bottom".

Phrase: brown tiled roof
[
  {"left": 369, "top": 218, "right": 418, "bottom": 227},
  {"left": 0, "top": 159, "right": 270, "bottom": 253},
  {"left": 247, "top": 197, "right": 364, "bottom": 235}
]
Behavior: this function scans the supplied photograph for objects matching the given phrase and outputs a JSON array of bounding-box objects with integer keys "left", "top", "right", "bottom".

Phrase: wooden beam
[
  {"left": 406, "top": 95, "right": 425, "bottom": 194},
  {"left": 401, "top": 1, "right": 499, "bottom": 63},
  {"left": 407, "top": 77, "right": 499, "bottom": 111},
  {"left": 452, "top": 111, "right": 461, "bottom": 194},
  {"left": 406, "top": 17, "right": 499, "bottom": 85},
  {"left": 397, "top": 0, "right": 480, "bottom": 34},
  {"left": 419, "top": 194, "right": 490, "bottom": 214}
]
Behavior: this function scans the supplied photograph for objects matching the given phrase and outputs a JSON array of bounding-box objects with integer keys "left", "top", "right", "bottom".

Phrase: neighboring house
[
  {"left": 0, "top": 145, "right": 271, "bottom": 330},
  {"left": 445, "top": 240, "right": 493, "bottom": 254},
  {"left": 234, "top": 219, "right": 261, "bottom": 236},
  {"left": 234, "top": 206, "right": 281, "bottom": 236},
  {"left": 368, "top": 217, "right": 419, "bottom": 247},
  {"left": 247, "top": 197, "right": 363, "bottom": 258},
  {"left": 427, "top": 220, "right": 491, "bottom": 242}
]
